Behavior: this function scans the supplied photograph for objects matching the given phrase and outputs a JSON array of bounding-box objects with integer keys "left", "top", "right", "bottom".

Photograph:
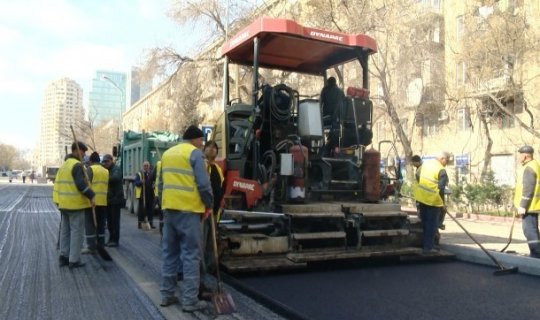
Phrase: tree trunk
[{"left": 479, "top": 114, "right": 493, "bottom": 181}]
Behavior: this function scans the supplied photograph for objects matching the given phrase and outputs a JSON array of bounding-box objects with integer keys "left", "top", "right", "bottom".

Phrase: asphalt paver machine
[{"left": 212, "top": 17, "right": 426, "bottom": 272}]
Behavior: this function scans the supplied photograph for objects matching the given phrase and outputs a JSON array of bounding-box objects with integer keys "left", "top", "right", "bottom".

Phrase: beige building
[
  {"left": 367, "top": 0, "right": 540, "bottom": 188},
  {"left": 39, "top": 78, "right": 84, "bottom": 170}
]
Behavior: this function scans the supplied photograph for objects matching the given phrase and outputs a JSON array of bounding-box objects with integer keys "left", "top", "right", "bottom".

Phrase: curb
[{"left": 440, "top": 243, "right": 540, "bottom": 277}]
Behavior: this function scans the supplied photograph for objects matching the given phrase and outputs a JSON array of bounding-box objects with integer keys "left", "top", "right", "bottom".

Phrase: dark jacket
[
  {"left": 107, "top": 163, "right": 124, "bottom": 206},
  {"left": 68, "top": 154, "right": 95, "bottom": 200}
]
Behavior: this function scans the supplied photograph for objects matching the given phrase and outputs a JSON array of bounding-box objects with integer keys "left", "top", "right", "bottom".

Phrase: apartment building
[{"left": 39, "top": 78, "right": 84, "bottom": 168}]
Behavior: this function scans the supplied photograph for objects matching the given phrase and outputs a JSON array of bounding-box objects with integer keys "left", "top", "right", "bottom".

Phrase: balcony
[{"left": 466, "top": 75, "right": 511, "bottom": 96}]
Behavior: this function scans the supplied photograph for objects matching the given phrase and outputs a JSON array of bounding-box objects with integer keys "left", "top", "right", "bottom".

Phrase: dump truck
[
  {"left": 116, "top": 130, "right": 181, "bottom": 213},
  {"left": 211, "top": 17, "right": 428, "bottom": 273}
]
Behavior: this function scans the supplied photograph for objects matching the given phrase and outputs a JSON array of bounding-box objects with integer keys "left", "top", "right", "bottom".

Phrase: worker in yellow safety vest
[
  {"left": 82, "top": 151, "right": 109, "bottom": 253},
  {"left": 413, "top": 151, "right": 449, "bottom": 254},
  {"left": 514, "top": 145, "right": 540, "bottom": 258},
  {"left": 55, "top": 141, "right": 95, "bottom": 268},
  {"left": 134, "top": 161, "right": 155, "bottom": 229},
  {"left": 158, "top": 125, "right": 213, "bottom": 312}
]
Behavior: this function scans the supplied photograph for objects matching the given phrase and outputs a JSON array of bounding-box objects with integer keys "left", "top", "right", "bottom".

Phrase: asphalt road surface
[
  {"left": 0, "top": 183, "right": 283, "bottom": 320},
  {"left": 3, "top": 182, "right": 539, "bottom": 320},
  {"left": 235, "top": 259, "right": 540, "bottom": 320},
  {"left": 0, "top": 184, "right": 163, "bottom": 320}
]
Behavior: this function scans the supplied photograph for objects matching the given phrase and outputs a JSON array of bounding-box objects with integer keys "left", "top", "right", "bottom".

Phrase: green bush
[{"left": 456, "top": 171, "right": 512, "bottom": 214}]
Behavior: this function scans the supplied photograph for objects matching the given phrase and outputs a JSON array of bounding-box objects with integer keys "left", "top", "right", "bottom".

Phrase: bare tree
[
  {"left": 0, "top": 143, "right": 30, "bottom": 170},
  {"left": 0, "top": 143, "right": 18, "bottom": 170},
  {"left": 168, "top": 64, "right": 207, "bottom": 133},
  {"left": 304, "top": 0, "right": 444, "bottom": 179},
  {"left": 133, "top": 1, "right": 261, "bottom": 134},
  {"left": 453, "top": 2, "right": 540, "bottom": 178}
]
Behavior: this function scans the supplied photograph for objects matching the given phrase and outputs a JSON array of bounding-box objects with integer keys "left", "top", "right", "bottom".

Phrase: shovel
[{"left": 209, "top": 208, "right": 236, "bottom": 314}]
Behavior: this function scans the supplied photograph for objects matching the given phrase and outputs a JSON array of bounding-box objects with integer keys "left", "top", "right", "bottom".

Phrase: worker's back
[{"left": 320, "top": 77, "right": 345, "bottom": 126}]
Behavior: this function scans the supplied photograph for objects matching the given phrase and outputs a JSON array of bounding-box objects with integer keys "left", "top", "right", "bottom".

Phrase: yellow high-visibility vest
[
  {"left": 135, "top": 172, "right": 142, "bottom": 199},
  {"left": 207, "top": 161, "right": 224, "bottom": 184},
  {"left": 514, "top": 159, "right": 540, "bottom": 211},
  {"left": 154, "top": 161, "right": 161, "bottom": 197},
  {"left": 90, "top": 164, "right": 109, "bottom": 206},
  {"left": 413, "top": 159, "right": 444, "bottom": 207},
  {"left": 56, "top": 158, "right": 91, "bottom": 210},
  {"left": 161, "top": 143, "right": 205, "bottom": 213}
]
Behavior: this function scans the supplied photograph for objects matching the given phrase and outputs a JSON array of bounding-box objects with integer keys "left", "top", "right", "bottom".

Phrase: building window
[
  {"left": 432, "top": 0, "right": 440, "bottom": 12},
  {"left": 494, "top": 112, "right": 514, "bottom": 129},
  {"left": 456, "top": 15, "right": 464, "bottom": 40},
  {"left": 457, "top": 108, "right": 470, "bottom": 131},
  {"left": 422, "top": 115, "right": 437, "bottom": 137},
  {"left": 455, "top": 61, "right": 466, "bottom": 86}
]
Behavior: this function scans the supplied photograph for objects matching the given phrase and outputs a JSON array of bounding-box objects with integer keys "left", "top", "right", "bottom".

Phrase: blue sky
[{"left": 0, "top": 0, "right": 199, "bottom": 149}]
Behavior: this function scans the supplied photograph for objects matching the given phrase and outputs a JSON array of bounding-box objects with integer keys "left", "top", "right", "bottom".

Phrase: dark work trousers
[
  {"left": 84, "top": 206, "right": 107, "bottom": 249},
  {"left": 138, "top": 192, "right": 155, "bottom": 225},
  {"left": 419, "top": 203, "right": 440, "bottom": 251},
  {"left": 438, "top": 207, "right": 446, "bottom": 228},
  {"left": 107, "top": 204, "right": 122, "bottom": 244},
  {"left": 522, "top": 213, "right": 540, "bottom": 257}
]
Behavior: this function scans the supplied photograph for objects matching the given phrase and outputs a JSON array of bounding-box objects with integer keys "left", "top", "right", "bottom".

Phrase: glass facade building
[{"left": 88, "top": 71, "right": 127, "bottom": 125}]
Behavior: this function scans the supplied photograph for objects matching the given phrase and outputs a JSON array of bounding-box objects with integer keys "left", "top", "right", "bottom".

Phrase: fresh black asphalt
[{"left": 235, "top": 259, "right": 540, "bottom": 320}]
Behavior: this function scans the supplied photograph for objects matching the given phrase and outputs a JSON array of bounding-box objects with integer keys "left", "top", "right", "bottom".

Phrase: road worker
[
  {"left": 82, "top": 151, "right": 109, "bottom": 253},
  {"left": 411, "top": 154, "right": 423, "bottom": 219},
  {"left": 102, "top": 154, "right": 124, "bottom": 247},
  {"left": 514, "top": 145, "right": 540, "bottom": 258},
  {"left": 56, "top": 141, "right": 95, "bottom": 268},
  {"left": 413, "top": 151, "right": 449, "bottom": 254},
  {"left": 158, "top": 125, "right": 213, "bottom": 312},
  {"left": 135, "top": 160, "right": 156, "bottom": 229}
]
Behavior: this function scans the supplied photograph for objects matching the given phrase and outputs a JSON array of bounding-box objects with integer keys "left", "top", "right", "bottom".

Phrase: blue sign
[{"left": 202, "top": 125, "right": 214, "bottom": 142}]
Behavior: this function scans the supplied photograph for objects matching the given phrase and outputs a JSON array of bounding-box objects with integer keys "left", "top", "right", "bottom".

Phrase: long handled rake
[
  {"left": 500, "top": 213, "right": 517, "bottom": 253},
  {"left": 444, "top": 207, "right": 518, "bottom": 276}
]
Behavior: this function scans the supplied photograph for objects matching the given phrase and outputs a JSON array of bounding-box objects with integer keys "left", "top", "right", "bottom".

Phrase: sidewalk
[{"left": 438, "top": 213, "right": 540, "bottom": 276}]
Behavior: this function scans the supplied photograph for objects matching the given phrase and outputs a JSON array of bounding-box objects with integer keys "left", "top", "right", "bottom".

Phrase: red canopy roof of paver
[{"left": 221, "top": 17, "right": 377, "bottom": 75}]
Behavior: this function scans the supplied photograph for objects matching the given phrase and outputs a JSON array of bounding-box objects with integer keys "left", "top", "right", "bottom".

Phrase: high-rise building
[
  {"left": 39, "top": 78, "right": 84, "bottom": 168},
  {"left": 88, "top": 70, "right": 127, "bottom": 125},
  {"left": 128, "top": 67, "right": 153, "bottom": 107}
]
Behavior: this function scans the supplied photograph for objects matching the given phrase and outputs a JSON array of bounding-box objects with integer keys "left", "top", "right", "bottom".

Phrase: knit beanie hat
[
  {"left": 89, "top": 152, "right": 101, "bottom": 163},
  {"left": 183, "top": 125, "right": 203, "bottom": 140}
]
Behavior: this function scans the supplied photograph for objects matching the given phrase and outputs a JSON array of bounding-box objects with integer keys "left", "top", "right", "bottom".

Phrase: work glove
[{"left": 517, "top": 207, "right": 526, "bottom": 216}]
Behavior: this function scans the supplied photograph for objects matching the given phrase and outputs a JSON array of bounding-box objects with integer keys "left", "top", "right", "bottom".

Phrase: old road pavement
[{"left": 0, "top": 183, "right": 163, "bottom": 320}]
